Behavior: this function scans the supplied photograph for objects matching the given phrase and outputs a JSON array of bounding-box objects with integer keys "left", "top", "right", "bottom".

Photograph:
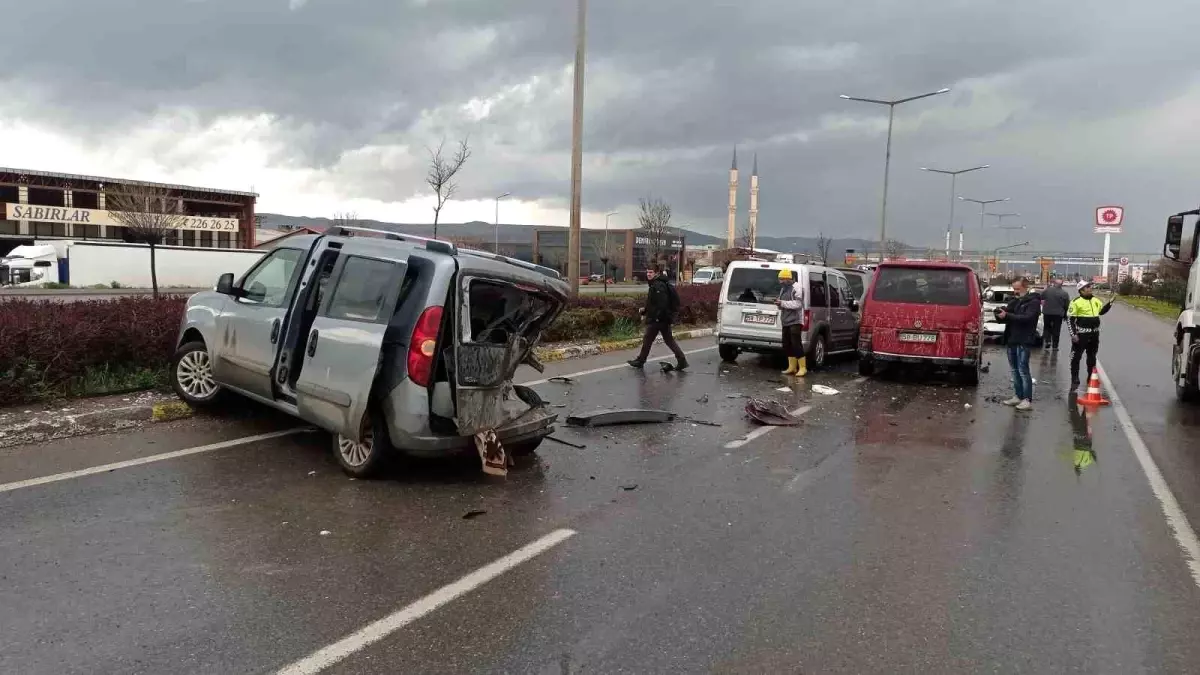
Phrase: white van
[
  {"left": 692, "top": 266, "right": 724, "bottom": 285},
  {"left": 716, "top": 260, "right": 859, "bottom": 369}
]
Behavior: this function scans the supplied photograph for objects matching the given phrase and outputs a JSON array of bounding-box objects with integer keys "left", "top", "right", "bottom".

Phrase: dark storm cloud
[{"left": 5, "top": 0, "right": 1200, "bottom": 248}]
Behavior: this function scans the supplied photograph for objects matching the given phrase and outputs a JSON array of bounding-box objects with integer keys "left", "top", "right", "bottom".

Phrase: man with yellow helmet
[{"left": 774, "top": 268, "right": 807, "bottom": 376}]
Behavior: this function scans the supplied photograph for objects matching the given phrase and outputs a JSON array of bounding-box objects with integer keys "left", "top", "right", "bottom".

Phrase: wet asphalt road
[{"left": 3, "top": 310, "right": 1200, "bottom": 675}]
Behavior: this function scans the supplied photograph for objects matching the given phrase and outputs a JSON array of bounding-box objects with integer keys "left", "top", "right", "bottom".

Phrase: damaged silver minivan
[{"left": 170, "top": 227, "right": 568, "bottom": 477}]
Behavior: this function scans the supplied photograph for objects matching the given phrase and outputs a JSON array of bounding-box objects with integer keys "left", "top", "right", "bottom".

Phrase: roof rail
[
  {"left": 458, "top": 247, "right": 563, "bottom": 280},
  {"left": 333, "top": 226, "right": 458, "bottom": 255}
]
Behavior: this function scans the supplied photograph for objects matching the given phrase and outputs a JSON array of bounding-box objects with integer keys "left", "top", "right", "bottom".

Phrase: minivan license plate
[
  {"left": 743, "top": 312, "right": 776, "bottom": 326},
  {"left": 899, "top": 332, "right": 937, "bottom": 343}
]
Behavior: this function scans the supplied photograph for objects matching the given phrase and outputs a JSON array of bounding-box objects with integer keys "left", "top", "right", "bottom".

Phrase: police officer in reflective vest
[{"left": 1067, "top": 280, "right": 1113, "bottom": 388}]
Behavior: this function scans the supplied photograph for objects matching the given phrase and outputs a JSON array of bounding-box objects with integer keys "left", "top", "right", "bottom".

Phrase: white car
[{"left": 982, "top": 285, "right": 1044, "bottom": 345}]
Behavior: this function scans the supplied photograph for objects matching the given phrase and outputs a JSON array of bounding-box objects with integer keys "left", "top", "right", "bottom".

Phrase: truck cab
[
  {"left": 1162, "top": 211, "right": 1200, "bottom": 400},
  {"left": 171, "top": 227, "right": 569, "bottom": 476}
]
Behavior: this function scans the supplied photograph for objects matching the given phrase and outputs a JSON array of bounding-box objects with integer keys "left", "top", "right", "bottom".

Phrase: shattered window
[
  {"left": 467, "top": 280, "right": 555, "bottom": 345},
  {"left": 873, "top": 267, "right": 971, "bottom": 306},
  {"left": 726, "top": 268, "right": 783, "bottom": 304}
]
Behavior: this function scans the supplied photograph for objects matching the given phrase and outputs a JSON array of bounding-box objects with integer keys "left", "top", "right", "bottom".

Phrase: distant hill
[{"left": 258, "top": 213, "right": 886, "bottom": 254}]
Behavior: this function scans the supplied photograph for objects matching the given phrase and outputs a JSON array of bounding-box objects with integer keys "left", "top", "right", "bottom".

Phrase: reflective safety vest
[{"left": 1068, "top": 296, "right": 1104, "bottom": 335}]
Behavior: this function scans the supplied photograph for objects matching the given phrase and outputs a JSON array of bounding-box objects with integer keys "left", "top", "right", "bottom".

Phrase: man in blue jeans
[{"left": 994, "top": 277, "right": 1041, "bottom": 411}]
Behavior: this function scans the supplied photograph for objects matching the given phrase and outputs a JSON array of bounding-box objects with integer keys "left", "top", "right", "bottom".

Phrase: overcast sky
[{"left": 2, "top": 0, "right": 1198, "bottom": 253}]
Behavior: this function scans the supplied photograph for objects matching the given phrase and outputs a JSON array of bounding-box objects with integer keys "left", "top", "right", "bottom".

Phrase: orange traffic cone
[{"left": 1076, "top": 369, "right": 1111, "bottom": 407}]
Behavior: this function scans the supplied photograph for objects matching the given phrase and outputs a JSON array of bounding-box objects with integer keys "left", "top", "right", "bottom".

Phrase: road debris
[
  {"left": 677, "top": 417, "right": 722, "bottom": 427},
  {"left": 696, "top": 393, "right": 710, "bottom": 404},
  {"left": 660, "top": 362, "right": 677, "bottom": 373},
  {"left": 619, "top": 483, "right": 638, "bottom": 491},
  {"left": 462, "top": 510, "right": 488, "bottom": 520},
  {"left": 744, "top": 399, "right": 800, "bottom": 426},
  {"left": 545, "top": 435, "right": 586, "bottom": 449},
  {"left": 319, "top": 530, "right": 332, "bottom": 536},
  {"left": 548, "top": 377, "right": 575, "bottom": 384},
  {"left": 811, "top": 385, "right": 840, "bottom": 396},
  {"left": 475, "top": 429, "right": 509, "bottom": 477},
  {"left": 566, "top": 409, "right": 677, "bottom": 427},
  {"left": 776, "top": 386, "right": 792, "bottom": 393}
]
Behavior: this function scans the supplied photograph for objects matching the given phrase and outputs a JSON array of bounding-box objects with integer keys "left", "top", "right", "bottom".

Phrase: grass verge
[{"left": 1116, "top": 295, "right": 1179, "bottom": 321}]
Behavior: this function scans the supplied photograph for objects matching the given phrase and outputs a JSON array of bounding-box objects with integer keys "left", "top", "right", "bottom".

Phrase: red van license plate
[
  {"left": 743, "top": 313, "right": 776, "bottom": 326},
  {"left": 899, "top": 332, "right": 938, "bottom": 343}
]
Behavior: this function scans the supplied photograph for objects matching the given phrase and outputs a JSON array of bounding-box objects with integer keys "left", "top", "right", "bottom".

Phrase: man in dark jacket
[
  {"left": 994, "top": 277, "right": 1041, "bottom": 410},
  {"left": 628, "top": 265, "right": 688, "bottom": 370},
  {"left": 1040, "top": 278, "right": 1070, "bottom": 350}
]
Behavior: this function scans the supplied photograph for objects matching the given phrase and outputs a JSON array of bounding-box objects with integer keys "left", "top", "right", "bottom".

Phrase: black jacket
[
  {"left": 643, "top": 277, "right": 676, "bottom": 324},
  {"left": 995, "top": 291, "right": 1042, "bottom": 346}
]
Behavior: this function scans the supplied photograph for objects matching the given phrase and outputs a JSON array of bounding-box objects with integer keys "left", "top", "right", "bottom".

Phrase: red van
[{"left": 857, "top": 261, "right": 984, "bottom": 385}]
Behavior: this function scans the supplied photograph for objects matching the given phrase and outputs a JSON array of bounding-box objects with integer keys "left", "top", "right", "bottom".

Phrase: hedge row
[{"left": 0, "top": 284, "right": 721, "bottom": 405}]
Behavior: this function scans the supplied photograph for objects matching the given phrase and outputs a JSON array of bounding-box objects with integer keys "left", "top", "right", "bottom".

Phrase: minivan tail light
[
  {"left": 407, "top": 306, "right": 443, "bottom": 388},
  {"left": 802, "top": 309, "right": 811, "bottom": 330}
]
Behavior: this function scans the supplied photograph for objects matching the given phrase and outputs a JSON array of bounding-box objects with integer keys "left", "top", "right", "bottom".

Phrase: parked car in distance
[
  {"left": 836, "top": 266, "right": 873, "bottom": 305},
  {"left": 981, "top": 284, "right": 1044, "bottom": 345},
  {"left": 716, "top": 260, "right": 859, "bottom": 370},
  {"left": 170, "top": 228, "right": 569, "bottom": 478},
  {"left": 857, "top": 261, "right": 984, "bottom": 385},
  {"left": 692, "top": 266, "right": 724, "bottom": 285}
]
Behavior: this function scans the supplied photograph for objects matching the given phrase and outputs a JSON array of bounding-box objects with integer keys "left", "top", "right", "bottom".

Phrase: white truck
[
  {"left": 1163, "top": 211, "right": 1200, "bottom": 400},
  {"left": 0, "top": 240, "right": 263, "bottom": 289}
]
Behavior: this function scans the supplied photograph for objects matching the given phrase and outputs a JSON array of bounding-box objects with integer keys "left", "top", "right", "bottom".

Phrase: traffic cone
[{"left": 1076, "top": 369, "right": 1111, "bottom": 407}]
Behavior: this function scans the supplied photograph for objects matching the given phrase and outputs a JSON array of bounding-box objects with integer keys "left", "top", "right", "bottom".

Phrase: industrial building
[
  {"left": 532, "top": 228, "right": 689, "bottom": 281},
  {"left": 0, "top": 167, "right": 257, "bottom": 257}
]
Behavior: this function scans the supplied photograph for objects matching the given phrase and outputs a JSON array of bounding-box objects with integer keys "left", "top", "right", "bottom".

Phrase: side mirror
[
  {"left": 848, "top": 299, "right": 860, "bottom": 312},
  {"left": 215, "top": 272, "right": 236, "bottom": 295},
  {"left": 1165, "top": 214, "right": 1185, "bottom": 261}
]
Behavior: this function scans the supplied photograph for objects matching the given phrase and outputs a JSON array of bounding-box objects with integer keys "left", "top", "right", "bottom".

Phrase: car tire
[
  {"left": 719, "top": 345, "right": 739, "bottom": 363},
  {"left": 333, "top": 408, "right": 393, "bottom": 479},
  {"left": 958, "top": 364, "right": 980, "bottom": 386},
  {"left": 1173, "top": 343, "right": 1198, "bottom": 403},
  {"left": 507, "top": 437, "right": 545, "bottom": 457},
  {"left": 170, "top": 341, "right": 224, "bottom": 407},
  {"left": 808, "top": 332, "right": 828, "bottom": 370},
  {"left": 858, "top": 359, "right": 875, "bottom": 377}
]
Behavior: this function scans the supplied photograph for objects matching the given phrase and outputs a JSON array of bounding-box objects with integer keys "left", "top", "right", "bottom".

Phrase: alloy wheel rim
[
  {"left": 177, "top": 350, "right": 218, "bottom": 400},
  {"left": 338, "top": 422, "right": 374, "bottom": 467}
]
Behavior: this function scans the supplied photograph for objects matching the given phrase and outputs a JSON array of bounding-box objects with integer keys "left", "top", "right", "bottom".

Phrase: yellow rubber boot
[
  {"left": 782, "top": 357, "right": 798, "bottom": 375},
  {"left": 796, "top": 357, "right": 808, "bottom": 377}
]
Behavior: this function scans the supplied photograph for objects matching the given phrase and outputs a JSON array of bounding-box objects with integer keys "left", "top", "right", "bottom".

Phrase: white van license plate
[
  {"left": 899, "top": 332, "right": 937, "bottom": 343},
  {"left": 743, "top": 313, "right": 776, "bottom": 326}
]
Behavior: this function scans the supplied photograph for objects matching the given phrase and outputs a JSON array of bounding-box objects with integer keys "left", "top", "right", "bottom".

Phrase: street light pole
[
  {"left": 958, "top": 196, "right": 1010, "bottom": 261},
  {"left": 493, "top": 192, "right": 511, "bottom": 254},
  {"left": 566, "top": 0, "right": 588, "bottom": 296},
  {"left": 841, "top": 87, "right": 951, "bottom": 260},
  {"left": 920, "top": 165, "right": 989, "bottom": 260},
  {"left": 603, "top": 211, "right": 617, "bottom": 294},
  {"left": 993, "top": 221, "right": 1026, "bottom": 276}
]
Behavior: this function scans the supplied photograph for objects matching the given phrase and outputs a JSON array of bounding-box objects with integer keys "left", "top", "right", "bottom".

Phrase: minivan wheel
[
  {"left": 334, "top": 410, "right": 392, "bottom": 479},
  {"left": 958, "top": 363, "right": 980, "bottom": 386},
  {"left": 171, "top": 341, "right": 223, "bottom": 407},
  {"left": 808, "top": 333, "right": 828, "bottom": 370},
  {"left": 719, "top": 344, "right": 739, "bottom": 363}
]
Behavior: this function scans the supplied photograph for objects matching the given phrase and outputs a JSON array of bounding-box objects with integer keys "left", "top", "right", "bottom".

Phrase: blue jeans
[{"left": 1007, "top": 345, "right": 1032, "bottom": 400}]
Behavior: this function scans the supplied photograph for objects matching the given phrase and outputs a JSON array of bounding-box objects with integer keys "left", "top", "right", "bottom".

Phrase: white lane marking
[
  {"left": 274, "top": 528, "right": 577, "bottom": 675},
  {"left": 522, "top": 346, "right": 717, "bottom": 386},
  {"left": 0, "top": 428, "right": 312, "bottom": 494},
  {"left": 725, "top": 405, "right": 812, "bottom": 448},
  {"left": 1097, "top": 364, "right": 1200, "bottom": 588}
]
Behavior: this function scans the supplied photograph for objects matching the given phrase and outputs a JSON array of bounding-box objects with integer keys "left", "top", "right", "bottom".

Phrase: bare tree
[
  {"left": 884, "top": 239, "right": 906, "bottom": 261},
  {"left": 816, "top": 232, "right": 832, "bottom": 265},
  {"left": 426, "top": 135, "right": 472, "bottom": 239},
  {"left": 637, "top": 196, "right": 673, "bottom": 268},
  {"left": 332, "top": 211, "right": 360, "bottom": 233},
  {"left": 105, "top": 185, "right": 187, "bottom": 297},
  {"left": 591, "top": 234, "right": 626, "bottom": 291}
]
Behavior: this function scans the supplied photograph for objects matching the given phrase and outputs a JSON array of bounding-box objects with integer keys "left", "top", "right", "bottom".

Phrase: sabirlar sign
[{"left": 5, "top": 204, "right": 239, "bottom": 232}]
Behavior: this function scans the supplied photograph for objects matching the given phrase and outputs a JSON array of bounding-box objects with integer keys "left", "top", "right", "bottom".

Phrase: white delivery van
[
  {"left": 716, "top": 260, "right": 860, "bottom": 369},
  {"left": 691, "top": 266, "right": 724, "bottom": 285}
]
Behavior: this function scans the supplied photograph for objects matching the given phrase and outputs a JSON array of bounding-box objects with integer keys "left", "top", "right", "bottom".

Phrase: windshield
[
  {"left": 726, "top": 268, "right": 784, "bottom": 304},
  {"left": 844, "top": 274, "right": 865, "bottom": 299},
  {"left": 872, "top": 267, "right": 971, "bottom": 306},
  {"left": 694, "top": 271, "right": 712, "bottom": 281}
]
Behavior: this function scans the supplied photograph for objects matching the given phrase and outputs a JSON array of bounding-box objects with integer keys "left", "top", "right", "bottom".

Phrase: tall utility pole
[
  {"left": 493, "top": 192, "right": 511, "bottom": 253},
  {"left": 566, "top": 0, "right": 588, "bottom": 296},
  {"left": 840, "top": 87, "right": 950, "bottom": 260},
  {"left": 920, "top": 165, "right": 988, "bottom": 259},
  {"left": 958, "top": 196, "right": 1010, "bottom": 260}
]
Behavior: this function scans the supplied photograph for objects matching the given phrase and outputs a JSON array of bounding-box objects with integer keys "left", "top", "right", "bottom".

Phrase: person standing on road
[
  {"left": 627, "top": 264, "right": 688, "bottom": 371},
  {"left": 1041, "top": 278, "right": 1070, "bottom": 350},
  {"left": 775, "top": 269, "right": 807, "bottom": 377},
  {"left": 995, "top": 277, "right": 1041, "bottom": 411},
  {"left": 1067, "top": 280, "right": 1113, "bottom": 389}
]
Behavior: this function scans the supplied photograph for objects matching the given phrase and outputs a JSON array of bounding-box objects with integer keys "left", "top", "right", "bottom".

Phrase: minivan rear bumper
[
  {"left": 388, "top": 405, "right": 558, "bottom": 458},
  {"left": 860, "top": 349, "right": 978, "bottom": 367},
  {"left": 718, "top": 330, "right": 798, "bottom": 353}
]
